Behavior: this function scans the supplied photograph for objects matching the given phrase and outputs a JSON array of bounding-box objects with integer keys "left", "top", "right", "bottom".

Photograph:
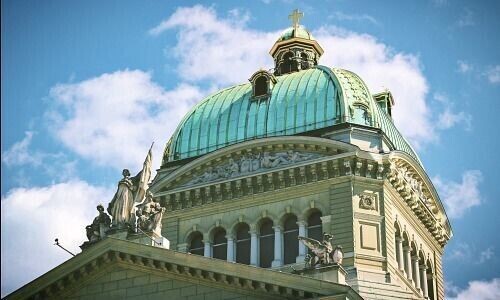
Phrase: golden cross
[{"left": 288, "top": 9, "right": 303, "bottom": 28}]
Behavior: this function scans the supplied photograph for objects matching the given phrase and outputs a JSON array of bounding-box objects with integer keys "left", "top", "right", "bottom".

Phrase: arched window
[
  {"left": 188, "top": 231, "right": 204, "bottom": 256},
  {"left": 236, "top": 223, "right": 251, "bottom": 265},
  {"left": 394, "top": 223, "right": 403, "bottom": 271},
  {"left": 307, "top": 211, "right": 322, "bottom": 242},
  {"left": 280, "top": 52, "right": 297, "bottom": 74},
  {"left": 212, "top": 228, "right": 227, "bottom": 260},
  {"left": 402, "top": 233, "right": 411, "bottom": 279},
  {"left": 427, "top": 261, "right": 435, "bottom": 300},
  {"left": 254, "top": 76, "right": 268, "bottom": 97},
  {"left": 352, "top": 105, "right": 371, "bottom": 126},
  {"left": 259, "top": 219, "right": 274, "bottom": 268},
  {"left": 283, "top": 214, "right": 299, "bottom": 265},
  {"left": 300, "top": 52, "right": 309, "bottom": 70}
]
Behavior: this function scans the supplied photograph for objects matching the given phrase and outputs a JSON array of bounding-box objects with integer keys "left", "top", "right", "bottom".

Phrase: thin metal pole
[{"left": 54, "top": 238, "right": 76, "bottom": 257}]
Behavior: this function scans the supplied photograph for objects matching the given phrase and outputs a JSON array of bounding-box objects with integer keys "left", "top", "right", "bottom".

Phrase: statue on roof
[
  {"left": 80, "top": 204, "right": 111, "bottom": 249},
  {"left": 108, "top": 145, "right": 153, "bottom": 230},
  {"left": 136, "top": 191, "right": 165, "bottom": 235},
  {"left": 299, "top": 233, "right": 343, "bottom": 268}
]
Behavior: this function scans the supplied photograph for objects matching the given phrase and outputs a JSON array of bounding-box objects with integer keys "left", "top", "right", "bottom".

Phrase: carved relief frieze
[{"left": 185, "top": 150, "right": 323, "bottom": 186}]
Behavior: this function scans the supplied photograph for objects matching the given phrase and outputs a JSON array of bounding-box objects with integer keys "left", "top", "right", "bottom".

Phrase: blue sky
[{"left": 2, "top": 0, "right": 500, "bottom": 298}]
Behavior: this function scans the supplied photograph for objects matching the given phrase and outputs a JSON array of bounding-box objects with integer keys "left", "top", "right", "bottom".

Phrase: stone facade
[{"left": 6, "top": 12, "right": 452, "bottom": 300}]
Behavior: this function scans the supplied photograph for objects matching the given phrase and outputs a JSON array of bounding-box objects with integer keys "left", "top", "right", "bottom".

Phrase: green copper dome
[
  {"left": 163, "top": 66, "right": 420, "bottom": 165},
  {"left": 278, "top": 26, "right": 315, "bottom": 42}
]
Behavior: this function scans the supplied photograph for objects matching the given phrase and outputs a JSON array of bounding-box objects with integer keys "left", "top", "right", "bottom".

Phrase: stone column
[
  {"left": 395, "top": 237, "right": 405, "bottom": 272},
  {"left": 204, "top": 241, "right": 212, "bottom": 258},
  {"left": 403, "top": 246, "right": 412, "bottom": 281},
  {"left": 412, "top": 256, "right": 421, "bottom": 291},
  {"left": 250, "top": 230, "right": 258, "bottom": 266},
  {"left": 272, "top": 226, "right": 283, "bottom": 267},
  {"left": 320, "top": 215, "right": 332, "bottom": 234},
  {"left": 296, "top": 221, "right": 307, "bottom": 263},
  {"left": 227, "top": 235, "right": 235, "bottom": 262},
  {"left": 420, "top": 265, "right": 429, "bottom": 298}
]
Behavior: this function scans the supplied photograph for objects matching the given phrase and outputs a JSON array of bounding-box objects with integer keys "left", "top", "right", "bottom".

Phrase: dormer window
[
  {"left": 254, "top": 76, "right": 268, "bottom": 97},
  {"left": 249, "top": 70, "right": 277, "bottom": 100},
  {"left": 373, "top": 90, "right": 395, "bottom": 118}
]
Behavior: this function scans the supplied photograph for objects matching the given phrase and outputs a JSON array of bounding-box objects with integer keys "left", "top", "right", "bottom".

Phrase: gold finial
[{"left": 288, "top": 9, "right": 304, "bottom": 28}]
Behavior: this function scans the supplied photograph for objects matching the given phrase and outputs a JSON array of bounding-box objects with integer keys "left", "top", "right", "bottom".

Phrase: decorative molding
[
  {"left": 185, "top": 150, "right": 323, "bottom": 186},
  {"left": 357, "top": 192, "right": 378, "bottom": 211},
  {"left": 386, "top": 159, "right": 451, "bottom": 247}
]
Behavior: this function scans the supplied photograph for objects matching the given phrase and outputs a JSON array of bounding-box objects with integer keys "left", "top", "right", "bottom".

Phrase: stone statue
[
  {"left": 107, "top": 169, "right": 140, "bottom": 229},
  {"left": 82, "top": 204, "right": 111, "bottom": 248},
  {"left": 108, "top": 146, "right": 153, "bottom": 230},
  {"left": 332, "top": 245, "right": 343, "bottom": 265},
  {"left": 251, "top": 153, "right": 261, "bottom": 171},
  {"left": 299, "top": 233, "right": 343, "bottom": 268},
  {"left": 135, "top": 191, "right": 165, "bottom": 235},
  {"left": 228, "top": 158, "right": 239, "bottom": 177},
  {"left": 240, "top": 155, "right": 251, "bottom": 174},
  {"left": 261, "top": 152, "right": 288, "bottom": 168}
]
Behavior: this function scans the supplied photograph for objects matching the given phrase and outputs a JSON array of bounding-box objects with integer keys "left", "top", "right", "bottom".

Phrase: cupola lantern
[{"left": 270, "top": 9, "right": 324, "bottom": 76}]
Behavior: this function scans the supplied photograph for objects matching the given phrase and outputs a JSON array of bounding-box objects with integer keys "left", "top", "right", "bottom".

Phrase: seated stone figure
[{"left": 84, "top": 204, "right": 111, "bottom": 245}]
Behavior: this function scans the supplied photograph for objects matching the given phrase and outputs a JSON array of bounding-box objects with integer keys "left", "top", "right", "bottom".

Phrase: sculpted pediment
[
  {"left": 386, "top": 155, "right": 452, "bottom": 243},
  {"left": 185, "top": 150, "right": 323, "bottom": 186},
  {"left": 150, "top": 137, "right": 359, "bottom": 193}
]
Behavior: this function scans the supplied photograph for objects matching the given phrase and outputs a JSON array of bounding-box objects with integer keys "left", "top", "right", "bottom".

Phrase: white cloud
[
  {"left": 485, "top": 65, "right": 500, "bottom": 84},
  {"left": 2, "top": 131, "right": 42, "bottom": 167},
  {"left": 149, "top": 5, "right": 277, "bottom": 87},
  {"left": 457, "top": 60, "right": 473, "bottom": 73},
  {"left": 2, "top": 131, "right": 77, "bottom": 184},
  {"left": 433, "top": 170, "right": 483, "bottom": 218},
  {"left": 479, "top": 247, "right": 494, "bottom": 264},
  {"left": 433, "top": 93, "right": 472, "bottom": 131},
  {"left": 447, "top": 242, "right": 494, "bottom": 264},
  {"left": 437, "top": 108, "right": 472, "bottom": 130},
  {"left": 150, "top": 6, "right": 439, "bottom": 149},
  {"left": 1, "top": 181, "right": 114, "bottom": 297},
  {"left": 457, "top": 8, "right": 475, "bottom": 28},
  {"left": 47, "top": 69, "right": 203, "bottom": 171},
  {"left": 316, "top": 26, "right": 434, "bottom": 148},
  {"left": 329, "top": 11, "right": 379, "bottom": 25},
  {"left": 447, "top": 278, "right": 500, "bottom": 300}
]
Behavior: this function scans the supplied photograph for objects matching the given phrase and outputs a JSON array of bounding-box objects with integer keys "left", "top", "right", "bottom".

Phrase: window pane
[
  {"left": 283, "top": 214, "right": 298, "bottom": 265},
  {"left": 307, "top": 211, "right": 323, "bottom": 242},
  {"left": 236, "top": 223, "right": 251, "bottom": 265},
  {"left": 189, "top": 232, "right": 204, "bottom": 256},
  {"left": 259, "top": 219, "right": 274, "bottom": 268},
  {"left": 213, "top": 228, "right": 227, "bottom": 260}
]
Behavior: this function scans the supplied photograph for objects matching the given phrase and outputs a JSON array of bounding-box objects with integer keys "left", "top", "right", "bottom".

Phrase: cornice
[{"left": 7, "top": 238, "right": 361, "bottom": 300}]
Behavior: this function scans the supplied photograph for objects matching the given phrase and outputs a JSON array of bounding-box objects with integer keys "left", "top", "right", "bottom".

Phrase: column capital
[
  {"left": 249, "top": 230, "right": 258, "bottom": 235},
  {"left": 225, "top": 234, "right": 234, "bottom": 240},
  {"left": 296, "top": 220, "right": 307, "bottom": 227},
  {"left": 403, "top": 245, "right": 411, "bottom": 251},
  {"left": 411, "top": 256, "right": 419, "bottom": 262},
  {"left": 395, "top": 236, "right": 403, "bottom": 242},
  {"left": 419, "top": 264, "right": 428, "bottom": 271},
  {"left": 272, "top": 225, "right": 283, "bottom": 231}
]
